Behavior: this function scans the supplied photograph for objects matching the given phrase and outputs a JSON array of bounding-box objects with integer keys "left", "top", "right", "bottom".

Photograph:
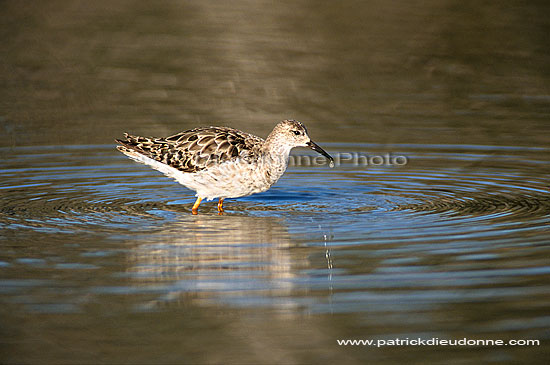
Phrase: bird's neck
[
  {"left": 262, "top": 136, "right": 292, "bottom": 163},
  {"left": 260, "top": 138, "right": 292, "bottom": 184}
]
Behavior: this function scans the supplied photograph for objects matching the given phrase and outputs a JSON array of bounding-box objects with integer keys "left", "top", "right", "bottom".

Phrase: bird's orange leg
[
  {"left": 217, "top": 198, "right": 224, "bottom": 215},
  {"left": 192, "top": 197, "right": 202, "bottom": 215}
]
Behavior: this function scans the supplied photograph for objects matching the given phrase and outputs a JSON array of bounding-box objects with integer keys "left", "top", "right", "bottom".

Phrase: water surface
[
  {"left": 1, "top": 0, "right": 550, "bottom": 364},
  {"left": 2, "top": 142, "right": 549, "bottom": 363}
]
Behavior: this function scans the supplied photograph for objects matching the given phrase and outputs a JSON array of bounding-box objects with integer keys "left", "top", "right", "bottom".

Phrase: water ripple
[{"left": 1, "top": 142, "right": 550, "bottom": 348}]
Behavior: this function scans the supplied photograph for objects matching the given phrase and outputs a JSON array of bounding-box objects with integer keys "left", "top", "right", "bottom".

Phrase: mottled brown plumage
[
  {"left": 116, "top": 127, "right": 263, "bottom": 173},
  {"left": 115, "top": 120, "right": 333, "bottom": 214}
]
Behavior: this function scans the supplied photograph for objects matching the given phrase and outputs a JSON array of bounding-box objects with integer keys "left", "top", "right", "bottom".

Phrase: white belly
[{"left": 120, "top": 149, "right": 287, "bottom": 200}]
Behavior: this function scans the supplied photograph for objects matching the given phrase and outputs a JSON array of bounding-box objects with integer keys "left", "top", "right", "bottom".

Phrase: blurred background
[
  {"left": 1, "top": 1, "right": 550, "bottom": 364},
  {"left": 2, "top": 0, "right": 549, "bottom": 147}
]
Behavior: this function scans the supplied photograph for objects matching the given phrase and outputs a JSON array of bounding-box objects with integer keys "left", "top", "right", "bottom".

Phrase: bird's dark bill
[{"left": 307, "top": 141, "right": 334, "bottom": 165}]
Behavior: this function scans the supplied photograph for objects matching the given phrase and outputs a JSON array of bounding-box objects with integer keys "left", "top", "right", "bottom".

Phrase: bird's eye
[{"left": 292, "top": 130, "right": 301, "bottom": 136}]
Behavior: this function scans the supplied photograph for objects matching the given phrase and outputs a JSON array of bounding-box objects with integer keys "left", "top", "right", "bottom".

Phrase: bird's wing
[{"left": 116, "top": 127, "right": 263, "bottom": 173}]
